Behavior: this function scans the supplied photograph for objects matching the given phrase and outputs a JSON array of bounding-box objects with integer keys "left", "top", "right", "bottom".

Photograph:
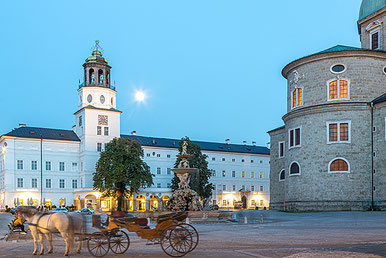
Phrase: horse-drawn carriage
[{"left": 83, "top": 211, "right": 198, "bottom": 257}]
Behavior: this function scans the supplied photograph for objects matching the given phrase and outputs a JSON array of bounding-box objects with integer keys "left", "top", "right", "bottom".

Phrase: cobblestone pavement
[{"left": 1, "top": 210, "right": 386, "bottom": 257}]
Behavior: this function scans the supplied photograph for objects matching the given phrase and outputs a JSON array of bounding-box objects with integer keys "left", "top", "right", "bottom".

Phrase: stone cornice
[{"left": 283, "top": 102, "right": 369, "bottom": 122}]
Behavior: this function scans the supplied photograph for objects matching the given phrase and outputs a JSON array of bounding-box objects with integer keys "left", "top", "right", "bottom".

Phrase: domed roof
[{"left": 359, "top": 0, "right": 386, "bottom": 20}]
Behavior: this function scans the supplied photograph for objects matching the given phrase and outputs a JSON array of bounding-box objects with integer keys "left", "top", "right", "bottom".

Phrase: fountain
[{"left": 167, "top": 141, "right": 202, "bottom": 211}]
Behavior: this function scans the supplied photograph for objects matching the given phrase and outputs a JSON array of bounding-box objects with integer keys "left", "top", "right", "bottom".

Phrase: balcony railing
[{"left": 79, "top": 82, "right": 116, "bottom": 91}]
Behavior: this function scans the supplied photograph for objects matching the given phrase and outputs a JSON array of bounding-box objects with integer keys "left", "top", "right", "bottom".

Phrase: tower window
[
  {"left": 289, "top": 162, "right": 301, "bottom": 175},
  {"left": 371, "top": 31, "right": 379, "bottom": 50},
  {"left": 279, "top": 170, "right": 285, "bottom": 181},
  {"left": 106, "top": 71, "right": 110, "bottom": 86},
  {"left": 291, "top": 88, "right": 303, "bottom": 108},
  {"left": 98, "top": 69, "right": 104, "bottom": 84},
  {"left": 327, "top": 121, "right": 350, "bottom": 144},
  {"left": 89, "top": 69, "right": 95, "bottom": 84},
  {"left": 328, "top": 158, "right": 350, "bottom": 173},
  {"left": 328, "top": 79, "right": 349, "bottom": 100},
  {"left": 289, "top": 127, "right": 301, "bottom": 148}
]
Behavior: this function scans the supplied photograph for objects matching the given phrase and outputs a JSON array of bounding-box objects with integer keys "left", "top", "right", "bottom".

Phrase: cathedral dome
[{"left": 359, "top": 0, "right": 386, "bottom": 20}]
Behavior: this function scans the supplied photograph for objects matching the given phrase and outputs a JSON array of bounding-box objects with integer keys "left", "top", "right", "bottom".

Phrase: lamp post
[{"left": 40, "top": 138, "right": 43, "bottom": 207}]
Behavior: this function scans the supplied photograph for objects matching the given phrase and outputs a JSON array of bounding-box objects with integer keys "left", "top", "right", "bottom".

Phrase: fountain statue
[{"left": 167, "top": 141, "right": 201, "bottom": 211}]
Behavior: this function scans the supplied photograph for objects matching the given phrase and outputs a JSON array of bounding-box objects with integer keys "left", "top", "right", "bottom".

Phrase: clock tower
[{"left": 74, "top": 42, "right": 121, "bottom": 189}]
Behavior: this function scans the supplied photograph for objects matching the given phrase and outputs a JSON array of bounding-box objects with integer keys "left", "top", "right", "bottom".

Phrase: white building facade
[{"left": 0, "top": 46, "right": 270, "bottom": 211}]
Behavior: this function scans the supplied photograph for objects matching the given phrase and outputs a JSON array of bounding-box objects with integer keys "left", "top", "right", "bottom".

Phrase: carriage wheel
[
  {"left": 161, "top": 225, "right": 193, "bottom": 257},
  {"left": 87, "top": 232, "right": 110, "bottom": 257},
  {"left": 179, "top": 223, "right": 199, "bottom": 252},
  {"left": 109, "top": 229, "right": 130, "bottom": 254}
]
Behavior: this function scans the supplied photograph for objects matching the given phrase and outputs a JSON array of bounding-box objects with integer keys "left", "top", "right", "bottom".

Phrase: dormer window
[
  {"left": 371, "top": 31, "right": 379, "bottom": 50},
  {"left": 366, "top": 20, "right": 382, "bottom": 50}
]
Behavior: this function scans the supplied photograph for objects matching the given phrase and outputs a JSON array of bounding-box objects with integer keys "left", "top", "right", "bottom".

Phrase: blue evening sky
[{"left": 0, "top": 0, "right": 363, "bottom": 147}]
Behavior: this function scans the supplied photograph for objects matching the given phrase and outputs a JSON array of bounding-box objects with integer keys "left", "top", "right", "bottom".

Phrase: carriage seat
[
  {"left": 110, "top": 213, "right": 150, "bottom": 229},
  {"left": 157, "top": 212, "right": 187, "bottom": 223}
]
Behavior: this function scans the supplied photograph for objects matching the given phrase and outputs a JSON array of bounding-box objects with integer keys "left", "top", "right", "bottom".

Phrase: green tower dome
[{"left": 359, "top": 0, "right": 386, "bottom": 20}]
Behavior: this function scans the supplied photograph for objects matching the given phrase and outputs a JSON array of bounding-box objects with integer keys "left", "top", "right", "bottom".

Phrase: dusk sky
[{"left": 1, "top": 0, "right": 362, "bottom": 147}]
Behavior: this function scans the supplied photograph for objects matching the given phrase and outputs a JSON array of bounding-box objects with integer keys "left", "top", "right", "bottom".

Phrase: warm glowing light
[
  {"left": 135, "top": 91, "right": 146, "bottom": 102},
  {"left": 1, "top": 147, "right": 6, "bottom": 154}
]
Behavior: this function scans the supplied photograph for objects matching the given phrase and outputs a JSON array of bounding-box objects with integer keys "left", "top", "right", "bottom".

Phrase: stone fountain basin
[{"left": 171, "top": 168, "right": 199, "bottom": 174}]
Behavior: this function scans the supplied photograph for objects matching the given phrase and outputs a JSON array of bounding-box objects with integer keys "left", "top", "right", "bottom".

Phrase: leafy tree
[
  {"left": 171, "top": 137, "right": 213, "bottom": 203},
  {"left": 93, "top": 137, "right": 153, "bottom": 197}
]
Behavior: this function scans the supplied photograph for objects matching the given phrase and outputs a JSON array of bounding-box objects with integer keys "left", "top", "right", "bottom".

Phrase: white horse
[{"left": 15, "top": 206, "right": 83, "bottom": 256}]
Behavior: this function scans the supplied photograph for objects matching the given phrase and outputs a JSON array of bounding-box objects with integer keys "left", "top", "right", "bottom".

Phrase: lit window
[
  {"left": 157, "top": 167, "right": 161, "bottom": 175},
  {"left": 251, "top": 200, "right": 256, "bottom": 206},
  {"left": 327, "top": 121, "right": 350, "bottom": 143},
  {"left": 241, "top": 171, "right": 245, "bottom": 178},
  {"left": 72, "top": 179, "right": 78, "bottom": 189},
  {"left": 97, "top": 126, "right": 102, "bottom": 135},
  {"left": 232, "top": 171, "right": 235, "bottom": 177},
  {"left": 59, "top": 179, "right": 65, "bottom": 189},
  {"left": 259, "top": 172, "right": 263, "bottom": 179},
  {"left": 17, "top": 178, "right": 23, "bottom": 188},
  {"left": 31, "top": 161, "right": 37, "bottom": 170},
  {"left": 46, "top": 161, "right": 51, "bottom": 171},
  {"left": 292, "top": 88, "right": 303, "bottom": 108},
  {"left": 260, "top": 200, "right": 264, "bottom": 206},
  {"left": 104, "top": 127, "right": 109, "bottom": 136},
  {"left": 222, "top": 171, "right": 226, "bottom": 177},
  {"left": 328, "top": 79, "right": 349, "bottom": 100},
  {"left": 279, "top": 170, "right": 285, "bottom": 181},
  {"left": 17, "top": 160, "right": 23, "bottom": 170},
  {"left": 329, "top": 158, "right": 350, "bottom": 173},
  {"left": 46, "top": 179, "right": 51, "bottom": 188},
  {"left": 251, "top": 172, "right": 254, "bottom": 178},
  {"left": 278, "top": 142, "right": 285, "bottom": 158},
  {"left": 290, "top": 162, "right": 301, "bottom": 175},
  {"left": 59, "top": 162, "right": 65, "bottom": 171},
  {"left": 223, "top": 200, "right": 227, "bottom": 206},
  {"left": 32, "top": 178, "right": 38, "bottom": 188},
  {"left": 289, "top": 127, "right": 301, "bottom": 148}
]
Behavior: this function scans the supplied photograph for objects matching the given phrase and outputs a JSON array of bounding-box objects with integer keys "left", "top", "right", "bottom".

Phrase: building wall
[{"left": 358, "top": 8, "right": 386, "bottom": 51}]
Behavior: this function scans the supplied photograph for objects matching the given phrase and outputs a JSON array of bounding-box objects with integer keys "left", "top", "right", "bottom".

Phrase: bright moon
[{"left": 135, "top": 91, "right": 145, "bottom": 102}]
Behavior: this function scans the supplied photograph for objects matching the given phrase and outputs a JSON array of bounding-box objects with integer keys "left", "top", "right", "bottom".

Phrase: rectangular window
[
  {"left": 167, "top": 168, "right": 171, "bottom": 175},
  {"left": 289, "top": 127, "right": 301, "bottom": 148},
  {"left": 157, "top": 183, "right": 161, "bottom": 188},
  {"left": 167, "top": 183, "right": 171, "bottom": 188},
  {"left": 17, "top": 160, "right": 23, "bottom": 170},
  {"left": 232, "top": 159, "right": 235, "bottom": 162},
  {"left": 79, "top": 115, "right": 82, "bottom": 127},
  {"left": 241, "top": 159, "right": 244, "bottom": 162},
  {"left": 329, "top": 80, "right": 349, "bottom": 100},
  {"left": 222, "top": 185, "right": 226, "bottom": 191},
  {"left": 260, "top": 172, "right": 263, "bottom": 179},
  {"left": 59, "top": 162, "right": 65, "bottom": 171},
  {"left": 212, "top": 157, "right": 215, "bottom": 161},
  {"left": 212, "top": 170, "right": 216, "bottom": 177},
  {"left": 251, "top": 185, "right": 255, "bottom": 191},
  {"left": 104, "top": 127, "right": 109, "bottom": 136},
  {"left": 17, "top": 178, "right": 23, "bottom": 188},
  {"left": 222, "top": 171, "right": 226, "bottom": 177},
  {"left": 222, "top": 158, "right": 225, "bottom": 161},
  {"left": 232, "top": 185, "right": 236, "bottom": 191},
  {"left": 371, "top": 31, "right": 379, "bottom": 50},
  {"left": 242, "top": 171, "right": 245, "bottom": 178},
  {"left": 327, "top": 121, "right": 351, "bottom": 143},
  {"left": 329, "top": 80, "right": 337, "bottom": 99},
  {"left": 251, "top": 172, "right": 254, "bottom": 178},
  {"left": 167, "top": 154, "right": 171, "bottom": 158},
  {"left": 292, "top": 88, "right": 303, "bottom": 108},
  {"left": 157, "top": 167, "right": 161, "bottom": 175},
  {"left": 46, "top": 179, "right": 51, "bottom": 188},
  {"left": 157, "top": 154, "right": 160, "bottom": 157},
  {"left": 339, "top": 80, "right": 348, "bottom": 99},
  {"left": 72, "top": 162, "right": 78, "bottom": 171},
  {"left": 146, "top": 153, "right": 150, "bottom": 157},
  {"left": 31, "top": 161, "right": 38, "bottom": 170},
  {"left": 251, "top": 160, "right": 254, "bottom": 163},
  {"left": 232, "top": 171, "right": 235, "bottom": 177},
  {"left": 223, "top": 200, "right": 227, "bottom": 206},
  {"left": 32, "top": 178, "right": 38, "bottom": 188},
  {"left": 260, "top": 185, "right": 264, "bottom": 191},
  {"left": 59, "top": 179, "right": 65, "bottom": 189},
  {"left": 72, "top": 179, "right": 78, "bottom": 189},
  {"left": 279, "top": 141, "right": 285, "bottom": 158},
  {"left": 97, "top": 126, "right": 102, "bottom": 135},
  {"left": 97, "top": 143, "right": 102, "bottom": 152}
]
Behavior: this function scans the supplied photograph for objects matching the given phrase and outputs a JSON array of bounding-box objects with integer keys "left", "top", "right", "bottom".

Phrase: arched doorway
[
  {"left": 136, "top": 195, "right": 146, "bottom": 211},
  {"left": 149, "top": 195, "right": 158, "bottom": 211},
  {"left": 85, "top": 194, "right": 97, "bottom": 210},
  {"left": 241, "top": 196, "right": 247, "bottom": 209}
]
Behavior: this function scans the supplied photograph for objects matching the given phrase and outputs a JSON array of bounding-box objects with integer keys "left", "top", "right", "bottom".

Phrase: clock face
[
  {"left": 87, "top": 94, "right": 92, "bottom": 103},
  {"left": 100, "top": 95, "right": 105, "bottom": 104},
  {"left": 98, "top": 115, "right": 108, "bottom": 125}
]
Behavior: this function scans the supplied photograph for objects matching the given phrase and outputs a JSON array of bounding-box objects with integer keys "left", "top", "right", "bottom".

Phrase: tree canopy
[
  {"left": 171, "top": 137, "right": 213, "bottom": 202},
  {"left": 93, "top": 137, "right": 153, "bottom": 197}
]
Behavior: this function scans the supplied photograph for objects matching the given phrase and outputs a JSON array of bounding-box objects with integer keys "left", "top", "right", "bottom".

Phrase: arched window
[
  {"left": 106, "top": 71, "right": 110, "bottom": 86},
  {"left": 328, "top": 79, "right": 349, "bottom": 100},
  {"left": 279, "top": 170, "right": 285, "bottom": 181},
  {"left": 292, "top": 88, "right": 302, "bottom": 108},
  {"left": 289, "top": 162, "right": 300, "bottom": 175},
  {"left": 328, "top": 158, "right": 350, "bottom": 173},
  {"left": 89, "top": 69, "right": 95, "bottom": 84},
  {"left": 98, "top": 69, "right": 104, "bottom": 84}
]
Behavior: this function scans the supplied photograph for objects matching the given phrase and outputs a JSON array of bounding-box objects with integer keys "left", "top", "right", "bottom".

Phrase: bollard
[
  {"left": 244, "top": 216, "right": 248, "bottom": 224},
  {"left": 186, "top": 217, "right": 190, "bottom": 224},
  {"left": 260, "top": 215, "right": 263, "bottom": 224}
]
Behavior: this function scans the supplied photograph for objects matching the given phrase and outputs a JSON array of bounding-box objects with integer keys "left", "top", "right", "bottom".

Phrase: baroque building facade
[
  {"left": 268, "top": 0, "right": 386, "bottom": 211},
  {"left": 0, "top": 45, "right": 270, "bottom": 211}
]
